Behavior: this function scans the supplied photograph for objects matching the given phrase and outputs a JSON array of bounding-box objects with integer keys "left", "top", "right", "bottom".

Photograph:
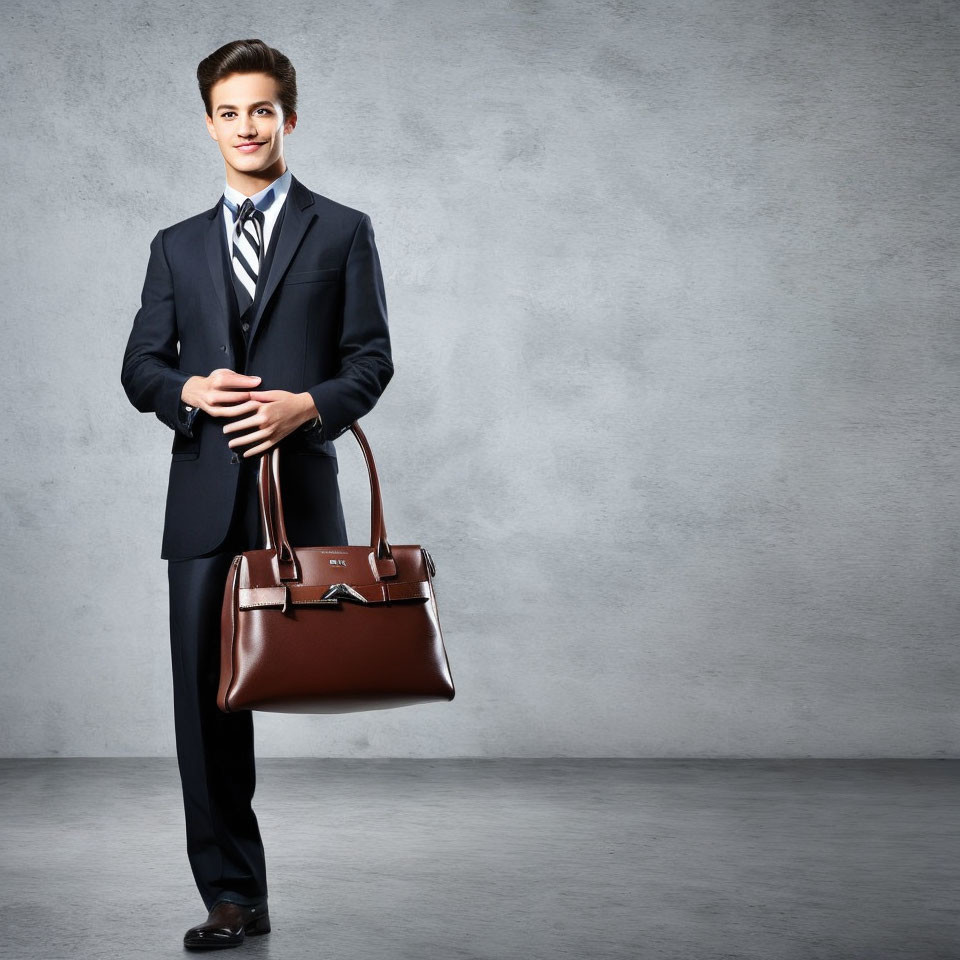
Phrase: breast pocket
[{"left": 283, "top": 267, "right": 340, "bottom": 285}]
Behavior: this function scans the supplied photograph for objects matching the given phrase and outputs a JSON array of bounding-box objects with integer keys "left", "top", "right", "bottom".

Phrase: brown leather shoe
[{"left": 183, "top": 899, "right": 271, "bottom": 950}]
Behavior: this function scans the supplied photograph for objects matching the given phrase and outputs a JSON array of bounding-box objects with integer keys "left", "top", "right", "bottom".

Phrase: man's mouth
[{"left": 236, "top": 142, "right": 266, "bottom": 152}]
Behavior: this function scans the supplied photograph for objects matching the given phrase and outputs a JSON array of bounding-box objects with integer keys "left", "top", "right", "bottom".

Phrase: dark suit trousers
[{"left": 166, "top": 455, "right": 269, "bottom": 911}]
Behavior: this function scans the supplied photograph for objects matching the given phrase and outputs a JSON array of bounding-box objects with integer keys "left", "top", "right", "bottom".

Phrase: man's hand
[
  {"left": 223, "top": 388, "right": 320, "bottom": 458},
  {"left": 181, "top": 369, "right": 263, "bottom": 417},
  {"left": 180, "top": 370, "right": 319, "bottom": 456}
]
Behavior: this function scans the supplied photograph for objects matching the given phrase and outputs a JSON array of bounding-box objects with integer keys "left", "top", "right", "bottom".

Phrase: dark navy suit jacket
[{"left": 121, "top": 173, "right": 394, "bottom": 560}]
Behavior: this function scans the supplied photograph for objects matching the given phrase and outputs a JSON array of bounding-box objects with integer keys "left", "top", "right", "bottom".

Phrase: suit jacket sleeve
[
  {"left": 120, "top": 228, "right": 197, "bottom": 438},
  {"left": 306, "top": 213, "right": 394, "bottom": 441}
]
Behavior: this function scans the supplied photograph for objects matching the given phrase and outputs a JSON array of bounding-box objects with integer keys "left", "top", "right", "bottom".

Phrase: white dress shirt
[{"left": 221, "top": 166, "right": 292, "bottom": 259}]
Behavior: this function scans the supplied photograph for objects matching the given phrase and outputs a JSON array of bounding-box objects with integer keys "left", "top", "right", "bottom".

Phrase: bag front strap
[{"left": 237, "top": 579, "right": 430, "bottom": 610}]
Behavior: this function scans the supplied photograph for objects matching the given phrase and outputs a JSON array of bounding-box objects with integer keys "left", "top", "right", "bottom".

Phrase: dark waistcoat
[{"left": 219, "top": 199, "right": 289, "bottom": 370}]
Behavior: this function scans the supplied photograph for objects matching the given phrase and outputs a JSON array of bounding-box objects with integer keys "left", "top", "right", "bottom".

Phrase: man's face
[{"left": 205, "top": 71, "right": 295, "bottom": 179}]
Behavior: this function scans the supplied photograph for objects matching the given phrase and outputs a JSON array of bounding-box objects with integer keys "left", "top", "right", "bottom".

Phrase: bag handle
[{"left": 257, "top": 421, "right": 397, "bottom": 583}]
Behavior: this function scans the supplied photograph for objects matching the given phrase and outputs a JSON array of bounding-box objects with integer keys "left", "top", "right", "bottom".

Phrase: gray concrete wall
[{"left": 0, "top": 0, "right": 956, "bottom": 757}]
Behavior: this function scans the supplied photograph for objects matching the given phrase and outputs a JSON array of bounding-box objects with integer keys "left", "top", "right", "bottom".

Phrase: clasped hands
[{"left": 181, "top": 368, "right": 320, "bottom": 458}]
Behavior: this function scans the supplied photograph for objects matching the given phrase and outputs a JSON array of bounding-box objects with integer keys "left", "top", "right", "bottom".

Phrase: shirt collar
[{"left": 222, "top": 168, "right": 292, "bottom": 220}]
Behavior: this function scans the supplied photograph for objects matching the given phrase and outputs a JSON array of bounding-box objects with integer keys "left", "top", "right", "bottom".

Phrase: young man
[{"left": 120, "top": 39, "right": 393, "bottom": 949}]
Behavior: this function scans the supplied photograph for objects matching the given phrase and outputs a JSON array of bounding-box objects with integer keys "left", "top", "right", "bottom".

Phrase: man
[{"left": 120, "top": 39, "right": 393, "bottom": 949}]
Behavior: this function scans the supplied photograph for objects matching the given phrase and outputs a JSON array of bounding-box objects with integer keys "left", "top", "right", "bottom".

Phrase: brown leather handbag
[{"left": 217, "top": 421, "right": 454, "bottom": 714}]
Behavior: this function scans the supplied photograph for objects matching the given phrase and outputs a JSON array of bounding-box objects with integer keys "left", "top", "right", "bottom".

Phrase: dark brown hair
[{"left": 197, "top": 39, "right": 297, "bottom": 119}]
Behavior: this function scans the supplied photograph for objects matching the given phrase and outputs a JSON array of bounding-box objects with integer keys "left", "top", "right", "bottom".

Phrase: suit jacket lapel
[
  {"left": 204, "top": 195, "right": 231, "bottom": 351},
  {"left": 247, "top": 174, "right": 317, "bottom": 349},
  {"left": 203, "top": 173, "right": 318, "bottom": 360}
]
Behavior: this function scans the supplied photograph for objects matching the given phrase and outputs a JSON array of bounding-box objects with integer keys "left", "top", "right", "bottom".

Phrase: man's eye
[{"left": 219, "top": 109, "right": 271, "bottom": 119}]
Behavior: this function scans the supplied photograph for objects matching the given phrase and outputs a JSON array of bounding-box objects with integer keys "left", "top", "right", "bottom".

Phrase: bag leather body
[{"left": 218, "top": 421, "right": 454, "bottom": 714}]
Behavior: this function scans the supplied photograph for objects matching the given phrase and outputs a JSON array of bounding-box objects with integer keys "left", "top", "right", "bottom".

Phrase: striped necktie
[{"left": 232, "top": 197, "right": 266, "bottom": 311}]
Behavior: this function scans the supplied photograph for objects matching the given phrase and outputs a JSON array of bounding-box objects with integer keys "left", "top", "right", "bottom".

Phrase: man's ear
[
  {"left": 205, "top": 114, "right": 218, "bottom": 141},
  {"left": 284, "top": 111, "right": 297, "bottom": 135}
]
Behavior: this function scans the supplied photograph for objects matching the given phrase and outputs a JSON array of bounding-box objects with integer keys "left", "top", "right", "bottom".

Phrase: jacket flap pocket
[
  {"left": 283, "top": 432, "right": 337, "bottom": 457},
  {"left": 171, "top": 433, "right": 201, "bottom": 460}
]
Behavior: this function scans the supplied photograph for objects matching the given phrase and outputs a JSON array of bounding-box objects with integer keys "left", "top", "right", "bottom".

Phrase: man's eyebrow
[{"left": 215, "top": 100, "right": 275, "bottom": 111}]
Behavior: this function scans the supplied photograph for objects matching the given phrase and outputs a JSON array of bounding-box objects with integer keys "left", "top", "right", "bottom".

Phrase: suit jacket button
[{"left": 230, "top": 452, "right": 240, "bottom": 464}]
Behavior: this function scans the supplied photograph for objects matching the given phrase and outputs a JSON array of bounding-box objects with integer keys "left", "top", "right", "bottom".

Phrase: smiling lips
[{"left": 236, "top": 142, "right": 266, "bottom": 152}]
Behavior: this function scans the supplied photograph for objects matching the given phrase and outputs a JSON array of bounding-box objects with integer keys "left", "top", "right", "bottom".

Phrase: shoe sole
[{"left": 183, "top": 914, "right": 271, "bottom": 949}]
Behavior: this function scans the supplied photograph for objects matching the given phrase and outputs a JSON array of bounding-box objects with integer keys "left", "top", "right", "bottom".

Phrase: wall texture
[{"left": 0, "top": 0, "right": 957, "bottom": 757}]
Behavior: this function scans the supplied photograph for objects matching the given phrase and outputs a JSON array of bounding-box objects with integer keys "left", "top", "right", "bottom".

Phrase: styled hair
[{"left": 197, "top": 39, "right": 297, "bottom": 119}]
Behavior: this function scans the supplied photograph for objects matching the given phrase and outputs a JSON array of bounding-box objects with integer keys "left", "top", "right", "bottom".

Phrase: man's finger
[
  {"left": 242, "top": 438, "right": 277, "bottom": 458},
  {"left": 212, "top": 371, "right": 262, "bottom": 386},
  {"left": 207, "top": 390, "right": 262, "bottom": 405},
  {"left": 202, "top": 397, "right": 261, "bottom": 418},
  {"left": 223, "top": 415, "right": 265, "bottom": 435},
  {"left": 229, "top": 428, "right": 271, "bottom": 449}
]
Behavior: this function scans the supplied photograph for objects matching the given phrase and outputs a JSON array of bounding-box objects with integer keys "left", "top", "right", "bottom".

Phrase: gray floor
[{"left": 0, "top": 759, "right": 956, "bottom": 960}]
